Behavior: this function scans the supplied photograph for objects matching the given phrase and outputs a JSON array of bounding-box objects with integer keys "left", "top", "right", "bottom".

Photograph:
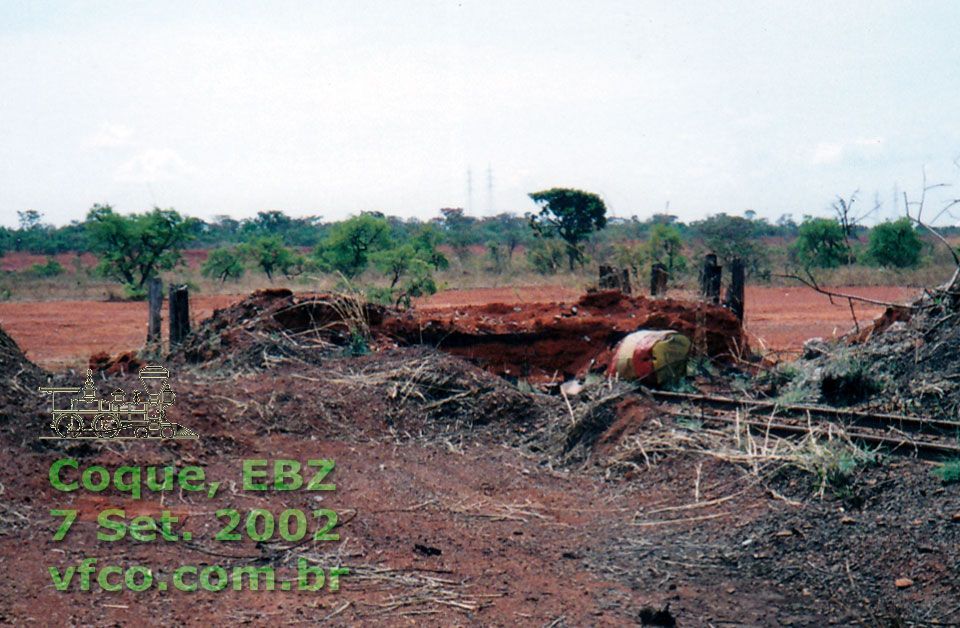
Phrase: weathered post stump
[
  {"left": 700, "top": 254, "right": 722, "bottom": 304},
  {"left": 724, "top": 258, "right": 745, "bottom": 322},
  {"left": 169, "top": 285, "right": 190, "bottom": 347},
  {"left": 148, "top": 278, "right": 162, "bottom": 345},
  {"left": 599, "top": 264, "right": 632, "bottom": 295},
  {"left": 650, "top": 263, "right": 668, "bottom": 296}
]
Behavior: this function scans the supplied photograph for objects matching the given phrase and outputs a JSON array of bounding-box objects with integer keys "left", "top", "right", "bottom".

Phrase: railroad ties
[{"left": 650, "top": 390, "right": 960, "bottom": 461}]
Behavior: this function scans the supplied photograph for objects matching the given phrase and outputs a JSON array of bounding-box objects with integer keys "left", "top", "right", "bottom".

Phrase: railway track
[{"left": 649, "top": 390, "right": 960, "bottom": 460}]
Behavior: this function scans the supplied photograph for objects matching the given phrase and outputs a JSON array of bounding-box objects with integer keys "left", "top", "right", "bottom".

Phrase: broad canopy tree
[
  {"left": 868, "top": 218, "right": 922, "bottom": 268},
  {"left": 243, "top": 235, "right": 307, "bottom": 281},
  {"left": 792, "top": 217, "right": 851, "bottom": 269},
  {"left": 85, "top": 204, "right": 198, "bottom": 294},
  {"left": 641, "top": 223, "right": 687, "bottom": 276},
  {"left": 690, "top": 213, "right": 769, "bottom": 278},
  {"left": 315, "top": 213, "right": 392, "bottom": 278},
  {"left": 526, "top": 188, "right": 607, "bottom": 270},
  {"left": 201, "top": 246, "right": 246, "bottom": 282}
]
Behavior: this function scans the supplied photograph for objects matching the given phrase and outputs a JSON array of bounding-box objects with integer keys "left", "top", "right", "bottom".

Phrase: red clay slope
[
  {"left": 172, "top": 289, "right": 745, "bottom": 383},
  {"left": 382, "top": 290, "right": 745, "bottom": 381}
]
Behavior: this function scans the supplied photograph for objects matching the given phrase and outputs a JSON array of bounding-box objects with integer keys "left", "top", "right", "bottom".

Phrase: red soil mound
[
  {"left": 176, "top": 289, "right": 745, "bottom": 383},
  {"left": 383, "top": 290, "right": 744, "bottom": 381}
]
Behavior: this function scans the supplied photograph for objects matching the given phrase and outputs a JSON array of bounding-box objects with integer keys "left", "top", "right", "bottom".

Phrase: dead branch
[
  {"left": 775, "top": 271, "right": 923, "bottom": 310},
  {"left": 900, "top": 169, "right": 960, "bottom": 300},
  {"left": 909, "top": 210, "right": 960, "bottom": 267},
  {"left": 847, "top": 298, "right": 859, "bottom": 335}
]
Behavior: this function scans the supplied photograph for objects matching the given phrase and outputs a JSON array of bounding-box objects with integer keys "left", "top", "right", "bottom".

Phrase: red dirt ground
[
  {"left": 387, "top": 290, "right": 743, "bottom": 381},
  {"left": 2, "top": 287, "right": 959, "bottom": 626},
  {"left": 0, "top": 295, "right": 239, "bottom": 369},
  {"left": 0, "top": 251, "right": 99, "bottom": 271},
  {"left": 0, "top": 250, "right": 206, "bottom": 272},
  {"left": 0, "top": 286, "right": 918, "bottom": 371},
  {"left": 420, "top": 285, "right": 918, "bottom": 357},
  {"left": 3, "top": 346, "right": 958, "bottom": 626},
  {"left": 171, "top": 289, "right": 742, "bottom": 383}
]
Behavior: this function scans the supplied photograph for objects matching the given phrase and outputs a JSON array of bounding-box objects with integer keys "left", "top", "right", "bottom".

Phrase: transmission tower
[
  {"left": 487, "top": 164, "right": 494, "bottom": 215},
  {"left": 467, "top": 168, "right": 473, "bottom": 214}
]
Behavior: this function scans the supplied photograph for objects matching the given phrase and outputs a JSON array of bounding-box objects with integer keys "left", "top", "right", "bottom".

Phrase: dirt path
[{"left": 0, "top": 286, "right": 918, "bottom": 370}]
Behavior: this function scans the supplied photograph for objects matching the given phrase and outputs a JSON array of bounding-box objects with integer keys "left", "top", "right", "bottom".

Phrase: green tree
[
  {"left": 17, "top": 210, "right": 42, "bottom": 231},
  {"left": 527, "top": 188, "right": 608, "bottom": 270},
  {"left": 410, "top": 224, "right": 449, "bottom": 270},
  {"left": 438, "top": 207, "right": 476, "bottom": 263},
  {"left": 14, "top": 210, "right": 58, "bottom": 253},
  {"left": 793, "top": 217, "right": 851, "bottom": 268},
  {"left": 691, "top": 213, "right": 768, "bottom": 277},
  {"left": 640, "top": 224, "right": 687, "bottom": 276},
  {"left": 485, "top": 241, "right": 510, "bottom": 274},
  {"left": 85, "top": 204, "right": 198, "bottom": 293},
  {"left": 201, "top": 247, "right": 247, "bottom": 282},
  {"left": 316, "top": 214, "right": 391, "bottom": 277},
  {"left": 372, "top": 244, "right": 419, "bottom": 289},
  {"left": 27, "top": 256, "right": 65, "bottom": 278},
  {"left": 397, "top": 260, "right": 437, "bottom": 306},
  {"left": 481, "top": 213, "right": 532, "bottom": 260},
  {"left": 370, "top": 244, "right": 437, "bottom": 307},
  {"left": 244, "top": 235, "right": 305, "bottom": 281},
  {"left": 526, "top": 239, "right": 566, "bottom": 274},
  {"left": 868, "top": 218, "right": 922, "bottom": 268},
  {"left": 249, "top": 210, "right": 292, "bottom": 234}
]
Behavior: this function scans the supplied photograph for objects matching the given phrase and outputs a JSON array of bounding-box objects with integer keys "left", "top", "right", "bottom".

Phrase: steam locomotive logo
[{"left": 39, "top": 365, "right": 198, "bottom": 440}]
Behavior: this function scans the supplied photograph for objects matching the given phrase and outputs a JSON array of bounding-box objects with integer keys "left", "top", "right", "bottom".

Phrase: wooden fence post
[
  {"left": 724, "top": 258, "right": 745, "bottom": 322},
  {"left": 169, "top": 285, "right": 190, "bottom": 347},
  {"left": 650, "top": 263, "right": 668, "bottom": 296},
  {"left": 147, "top": 278, "right": 162, "bottom": 345},
  {"left": 700, "top": 254, "right": 722, "bottom": 304},
  {"left": 599, "top": 264, "right": 632, "bottom": 295}
]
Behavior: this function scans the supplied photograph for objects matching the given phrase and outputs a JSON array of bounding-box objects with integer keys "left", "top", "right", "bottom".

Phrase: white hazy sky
[{"left": 3, "top": 0, "right": 960, "bottom": 228}]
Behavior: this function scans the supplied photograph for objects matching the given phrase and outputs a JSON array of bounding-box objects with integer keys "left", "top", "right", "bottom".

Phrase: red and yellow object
[{"left": 608, "top": 330, "right": 691, "bottom": 386}]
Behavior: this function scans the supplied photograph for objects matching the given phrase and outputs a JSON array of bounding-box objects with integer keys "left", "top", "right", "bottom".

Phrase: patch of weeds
[
  {"left": 675, "top": 416, "right": 702, "bottom": 431},
  {"left": 122, "top": 284, "right": 148, "bottom": 300},
  {"left": 343, "top": 330, "right": 370, "bottom": 357},
  {"left": 26, "top": 257, "right": 65, "bottom": 278},
  {"left": 688, "top": 357, "right": 719, "bottom": 378},
  {"left": 365, "top": 285, "right": 394, "bottom": 307},
  {"left": 820, "top": 350, "right": 878, "bottom": 406},
  {"left": 660, "top": 373, "right": 697, "bottom": 394},
  {"left": 583, "top": 373, "right": 604, "bottom": 387},
  {"left": 933, "top": 459, "right": 960, "bottom": 484},
  {"left": 778, "top": 363, "right": 800, "bottom": 380},
  {"left": 794, "top": 438, "right": 879, "bottom": 499},
  {"left": 775, "top": 386, "right": 815, "bottom": 406}
]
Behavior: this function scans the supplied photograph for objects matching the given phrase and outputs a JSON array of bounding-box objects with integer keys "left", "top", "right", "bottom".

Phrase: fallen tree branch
[{"left": 775, "top": 272, "right": 923, "bottom": 310}]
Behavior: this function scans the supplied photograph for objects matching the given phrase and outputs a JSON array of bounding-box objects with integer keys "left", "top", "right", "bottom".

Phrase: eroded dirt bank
[
  {"left": 0, "top": 285, "right": 914, "bottom": 370},
  {"left": 173, "top": 289, "right": 745, "bottom": 382}
]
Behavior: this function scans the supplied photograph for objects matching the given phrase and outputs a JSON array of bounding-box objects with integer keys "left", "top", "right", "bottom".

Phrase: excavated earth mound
[
  {"left": 785, "top": 278, "right": 960, "bottom": 418},
  {"left": 170, "top": 288, "right": 746, "bottom": 382},
  {"left": 0, "top": 323, "right": 46, "bottom": 410},
  {"left": 0, "top": 323, "right": 50, "bottom": 444}
]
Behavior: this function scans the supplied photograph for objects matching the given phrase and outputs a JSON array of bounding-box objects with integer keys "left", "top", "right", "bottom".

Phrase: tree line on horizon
[{"left": 1, "top": 189, "right": 943, "bottom": 302}]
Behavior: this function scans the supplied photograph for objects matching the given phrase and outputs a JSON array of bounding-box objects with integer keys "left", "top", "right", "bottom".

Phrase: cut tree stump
[{"left": 169, "top": 285, "right": 190, "bottom": 347}]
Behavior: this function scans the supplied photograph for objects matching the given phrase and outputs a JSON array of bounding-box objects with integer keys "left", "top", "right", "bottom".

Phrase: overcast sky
[{"left": 3, "top": 1, "right": 960, "bottom": 228}]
